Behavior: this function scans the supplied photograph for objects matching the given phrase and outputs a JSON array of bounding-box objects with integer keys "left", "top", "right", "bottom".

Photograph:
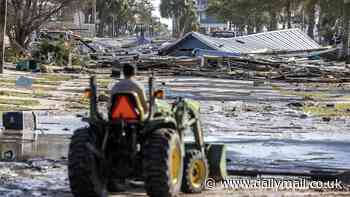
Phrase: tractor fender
[
  {"left": 142, "top": 117, "right": 185, "bottom": 157},
  {"left": 142, "top": 117, "right": 178, "bottom": 135}
]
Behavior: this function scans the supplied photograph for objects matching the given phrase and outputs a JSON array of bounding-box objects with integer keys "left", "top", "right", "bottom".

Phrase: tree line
[
  {"left": 160, "top": 0, "right": 199, "bottom": 38},
  {"left": 96, "top": 0, "right": 166, "bottom": 37},
  {"left": 208, "top": 0, "right": 350, "bottom": 60},
  {"left": 4, "top": 0, "right": 167, "bottom": 50},
  {"left": 3, "top": 0, "right": 350, "bottom": 61},
  {"left": 6, "top": 0, "right": 84, "bottom": 49}
]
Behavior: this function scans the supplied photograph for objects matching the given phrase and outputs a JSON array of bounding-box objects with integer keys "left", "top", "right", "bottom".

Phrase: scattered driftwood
[{"left": 131, "top": 54, "right": 350, "bottom": 83}]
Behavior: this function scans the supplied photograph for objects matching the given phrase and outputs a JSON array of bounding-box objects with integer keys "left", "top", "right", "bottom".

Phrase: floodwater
[
  {"left": 0, "top": 113, "right": 86, "bottom": 161},
  {"left": 1, "top": 77, "right": 350, "bottom": 170},
  {"left": 167, "top": 77, "right": 350, "bottom": 173},
  {"left": 199, "top": 99, "right": 350, "bottom": 171},
  {"left": 0, "top": 76, "right": 350, "bottom": 196}
]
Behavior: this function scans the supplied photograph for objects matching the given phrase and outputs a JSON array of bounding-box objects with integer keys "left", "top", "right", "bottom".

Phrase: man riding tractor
[
  {"left": 68, "top": 64, "right": 227, "bottom": 197},
  {"left": 111, "top": 63, "right": 148, "bottom": 113}
]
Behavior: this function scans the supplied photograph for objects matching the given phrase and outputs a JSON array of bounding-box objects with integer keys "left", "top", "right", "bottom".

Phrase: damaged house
[{"left": 159, "top": 29, "right": 323, "bottom": 57}]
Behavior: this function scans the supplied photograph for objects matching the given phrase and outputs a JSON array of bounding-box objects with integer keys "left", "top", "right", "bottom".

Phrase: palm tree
[
  {"left": 160, "top": 0, "right": 198, "bottom": 37},
  {"left": 303, "top": 0, "right": 318, "bottom": 39},
  {"left": 160, "top": 0, "right": 183, "bottom": 36}
]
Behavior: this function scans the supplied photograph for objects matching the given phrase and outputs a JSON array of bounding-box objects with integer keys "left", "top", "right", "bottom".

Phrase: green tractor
[{"left": 68, "top": 76, "right": 227, "bottom": 197}]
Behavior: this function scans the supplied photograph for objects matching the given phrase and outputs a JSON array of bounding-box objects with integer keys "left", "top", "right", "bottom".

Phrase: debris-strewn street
[
  {"left": 1, "top": 0, "right": 350, "bottom": 196},
  {"left": 0, "top": 73, "right": 349, "bottom": 196}
]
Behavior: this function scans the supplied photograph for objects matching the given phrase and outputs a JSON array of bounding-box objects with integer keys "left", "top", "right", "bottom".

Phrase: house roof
[{"left": 161, "top": 29, "right": 321, "bottom": 55}]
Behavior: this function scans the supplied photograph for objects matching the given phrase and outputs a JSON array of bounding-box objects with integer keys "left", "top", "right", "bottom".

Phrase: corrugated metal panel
[{"left": 190, "top": 29, "right": 321, "bottom": 54}]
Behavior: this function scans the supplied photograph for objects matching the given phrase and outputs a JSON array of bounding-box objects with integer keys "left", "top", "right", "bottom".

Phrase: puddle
[
  {"left": 36, "top": 113, "right": 87, "bottom": 135},
  {"left": 0, "top": 112, "right": 87, "bottom": 135},
  {"left": 0, "top": 134, "right": 70, "bottom": 161},
  {"left": 0, "top": 112, "right": 86, "bottom": 161}
]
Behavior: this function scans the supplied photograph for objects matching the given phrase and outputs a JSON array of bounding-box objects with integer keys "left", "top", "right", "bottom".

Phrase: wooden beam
[{"left": 0, "top": 0, "right": 7, "bottom": 74}]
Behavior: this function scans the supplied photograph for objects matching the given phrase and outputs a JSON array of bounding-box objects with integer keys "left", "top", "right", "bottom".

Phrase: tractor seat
[{"left": 110, "top": 92, "right": 145, "bottom": 122}]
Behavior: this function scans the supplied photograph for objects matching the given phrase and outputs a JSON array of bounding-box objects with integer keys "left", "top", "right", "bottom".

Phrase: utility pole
[
  {"left": 0, "top": 0, "right": 7, "bottom": 74},
  {"left": 94, "top": 0, "right": 97, "bottom": 37},
  {"left": 343, "top": 0, "right": 350, "bottom": 63}
]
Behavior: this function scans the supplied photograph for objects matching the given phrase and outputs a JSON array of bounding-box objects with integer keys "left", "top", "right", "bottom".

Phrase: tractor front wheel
[
  {"left": 143, "top": 128, "right": 183, "bottom": 197},
  {"left": 181, "top": 150, "right": 209, "bottom": 193}
]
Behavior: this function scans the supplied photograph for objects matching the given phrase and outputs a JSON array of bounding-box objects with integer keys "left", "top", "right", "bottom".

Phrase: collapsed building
[{"left": 159, "top": 29, "right": 325, "bottom": 57}]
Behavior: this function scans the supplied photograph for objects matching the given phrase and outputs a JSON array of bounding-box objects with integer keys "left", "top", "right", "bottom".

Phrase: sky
[{"left": 151, "top": 0, "right": 172, "bottom": 29}]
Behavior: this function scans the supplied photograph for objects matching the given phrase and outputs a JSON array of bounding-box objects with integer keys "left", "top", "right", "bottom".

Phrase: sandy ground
[
  {"left": 0, "top": 71, "right": 350, "bottom": 196},
  {"left": 0, "top": 69, "right": 114, "bottom": 112},
  {"left": 0, "top": 159, "right": 349, "bottom": 197}
]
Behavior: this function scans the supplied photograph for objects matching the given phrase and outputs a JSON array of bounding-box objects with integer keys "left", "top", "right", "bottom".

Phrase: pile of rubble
[
  {"left": 115, "top": 54, "right": 349, "bottom": 83},
  {"left": 194, "top": 55, "right": 350, "bottom": 83},
  {"left": 7, "top": 28, "right": 349, "bottom": 84}
]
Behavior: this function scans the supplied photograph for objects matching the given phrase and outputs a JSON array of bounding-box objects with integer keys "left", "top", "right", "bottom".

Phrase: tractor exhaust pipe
[
  {"left": 148, "top": 71, "right": 155, "bottom": 120},
  {"left": 89, "top": 76, "right": 102, "bottom": 121}
]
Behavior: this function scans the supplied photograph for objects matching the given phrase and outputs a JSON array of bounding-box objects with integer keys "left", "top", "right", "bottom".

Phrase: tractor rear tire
[
  {"left": 143, "top": 128, "right": 183, "bottom": 197},
  {"left": 181, "top": 150, "right": 209, "bottom": 193},
  {"left": 68, "top": 128, "right": 108, "bottom": 197}
]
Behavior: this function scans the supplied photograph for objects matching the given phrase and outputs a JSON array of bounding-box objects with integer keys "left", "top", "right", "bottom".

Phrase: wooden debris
[{"left": 126, "top": 54, "right": 350, "bottom": 83}]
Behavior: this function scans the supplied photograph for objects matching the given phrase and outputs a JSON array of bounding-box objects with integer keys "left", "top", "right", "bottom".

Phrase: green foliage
[
  {"left": 303, "top": 103, "right": 350, "bottom": 117},
  {"left": 160, "top": 0, "right": 199, "bottom": 37},
  {"left": 38, "top": 74, "right": 73, "bottom": 82},
  {"left": 0, "top": 98, "right": 40, "bottom": 107},
  {"left": 0, "top": 90, "right": 51, "bottom": 98},
  {"left": 72, "top": 55, "right": 82, "bottom": 66},
  {"left": 208, "top": 0, "right": 280, "bottom": 33},
  {"left": 4, "top": 47, "right": 20, "bottom": 63},
  {"left": 6, "top": 0, "right": 89, "bottom": 48},
  {"left": 207, "top": 0, "right": 345, "bottom": 43},
  {"left": 97, "top": 0, "right": 157, "bottom": 36},
  {"left": 33, "top": 39, "right": 70, "bottom": 66}
]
